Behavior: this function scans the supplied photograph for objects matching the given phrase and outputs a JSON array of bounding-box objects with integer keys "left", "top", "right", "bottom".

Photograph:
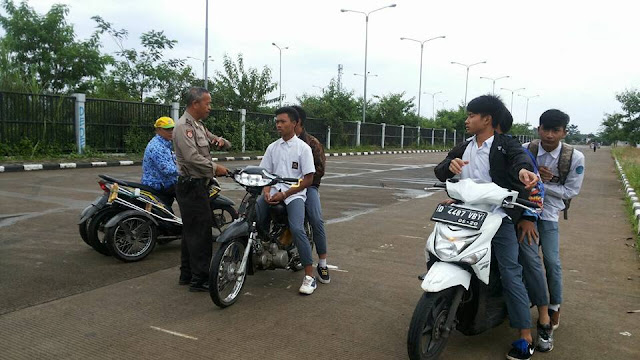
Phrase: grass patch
[{"left": 612, "top": 147, "right": 640, "bottom": 250}]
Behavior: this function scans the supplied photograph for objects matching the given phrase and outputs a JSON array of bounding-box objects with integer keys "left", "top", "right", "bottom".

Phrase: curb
[
  {"left": 0, "top": 149, "right": 448, "bottom": 173},
  {"left": 614, "top": 157, "right": 640, "bottom": 234}
]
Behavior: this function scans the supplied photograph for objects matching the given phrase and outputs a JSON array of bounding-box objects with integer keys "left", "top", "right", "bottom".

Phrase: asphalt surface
[{"left": 0, "top": 147, "right": 638, "bottom": 359}]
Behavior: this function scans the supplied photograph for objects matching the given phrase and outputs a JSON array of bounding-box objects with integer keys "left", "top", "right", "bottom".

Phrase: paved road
[{"left": 0, "top": 148, "right": 638, "bottom": 359}]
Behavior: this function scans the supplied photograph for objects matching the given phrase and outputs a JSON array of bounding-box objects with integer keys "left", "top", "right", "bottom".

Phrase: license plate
[{"left": 430, "top": 204, "right": 487, "bottom": 230}]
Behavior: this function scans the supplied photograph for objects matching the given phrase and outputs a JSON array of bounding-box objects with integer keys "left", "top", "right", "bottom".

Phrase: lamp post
[
  {"left": 204, "top": 0, "right": 209, "bottom": 89},
  {"left": 272, "top": 42, "right": 289, "bottom": 107},
  {"left": 400, "top": 35, "right": 445, "bottom": 116},
  {"left": 341, "top": 4, "right": 397, "bottom": 123},
  {"left": 187, "top": 56, "right": 214, "bottom": 81},
  {"left": 450, "top": 60, "right": 487, "bottom": 105},
  {"left": 479, "top": 75, "right": 510, "bottom": 94},
  {"left": 501, "top": 87, "right": 526, "bottom": 114},
  {"left": 518, "top": 94, "right": 540, "bottom": 123},
  {"left": 423, "top": 91, "right": 442, "bottom": 119},
  {"left": 438, "top": 99, "right": 448, "bottom": 111}
]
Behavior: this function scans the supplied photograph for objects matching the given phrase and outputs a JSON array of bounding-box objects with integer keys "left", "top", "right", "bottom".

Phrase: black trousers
[
  {"left": 176, "top": 177, "right": 212, "bottom": 282},
  {"left": 155, "top": 185, "right": 176, "bottom": 208}
]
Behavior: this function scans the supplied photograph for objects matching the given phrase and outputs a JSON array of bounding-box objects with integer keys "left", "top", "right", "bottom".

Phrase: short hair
[
  {"left": 539, "top": 109, "right": 569, "bottom": 130},
  {"left": 467, "top": 94, "right": 507, "bottom": 128},
  {"left": 184, "top": 87, "right": 209, "bottom": 108},
  {"left": 275, "top": 106, "right": 300, "bottom": 123},
  {"left": 291, "top": 105, "right": 307, "bottom": 126},
  {"left": 498, "top": 104, "right": 513, "bottom": 133}
]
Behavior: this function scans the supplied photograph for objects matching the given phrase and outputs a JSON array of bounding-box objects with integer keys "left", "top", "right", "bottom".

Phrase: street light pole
[
  {"left": 341, "top": 4, "right": 396, "bottom": 123},
  {"left": 518, "top": 94, "right": 540, "bottom": 123},
  {"left": 400, "top": 35, "right": 445, "bottom": 116},
  {"left": 451, "top": 61, "right": 487, "bottom": 105},
  {"left": 204, "top": 0, "right": 209, "bottom": 90},
  {"left": 187, "top": 56, "right": 214, "bottom": 81},
  {"left": 423, "top": 91, "right": 442, "bottom": 119},
  {"left": 500, "top": 87, "right": 526, "bottom": 114},
  {"left": 272, "top": 42, "right": 288, "bottom": 107},
  {"left": 479, "top": 75, "right": 510, "bottom": 94}
]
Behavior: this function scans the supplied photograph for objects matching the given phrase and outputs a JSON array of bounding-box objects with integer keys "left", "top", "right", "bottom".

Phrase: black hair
[
  {"left": 498, "top": 104, "right": 513, "bottom": 133},
  {"left": 184, "top": 87, "right": 209, "bottom": 107},
  {"left": 290, "top": 105, "right": 306, "bottom": 126},
  {"left": 275, "top": 106, "right": 300, "bottom": 123},
  {"left": 539, "top": 109, "right": 569, "bottom": 130},
  {"left": 466, "top": 94, "right": 507, "bottom": 128}
]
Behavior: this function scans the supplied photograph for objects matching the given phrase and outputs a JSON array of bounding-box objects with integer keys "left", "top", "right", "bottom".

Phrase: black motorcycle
[
  {"left": 209, "top": 166, "right": 313, "bottom": 308},
  {"left": 78, "top": 174, "right": 237, "bottom": 262}
]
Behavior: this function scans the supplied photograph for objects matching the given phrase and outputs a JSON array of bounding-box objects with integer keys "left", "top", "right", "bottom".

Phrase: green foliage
[
  {"left": 123, "top": 127, "right": 152, "bottom": 153},
  {"left": 0, "top": 0, "right": 110, "bottom": 94},
  {"left": 298, "top": 79, "right": 360, "bottom": 128},
  {"left": 89, "top": 16, "right": 195, "bottom": 103},
  {"left": 209, "top": 53, "right": 278, "bottom": 111},
  {"left": 600, "top": 89, "right": 640, "bottom": 145},
  {"left": 427, "top": 105, "right": 466, "bottom": 132},
  {"left": 367, "top": 92, "right": 420, "bottom": 126}
]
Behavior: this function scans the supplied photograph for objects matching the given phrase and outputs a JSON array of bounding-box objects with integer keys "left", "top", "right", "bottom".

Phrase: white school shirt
[
  {"left": 461, "top": 135, "right": 506, "bottom": 217},
  {"left": 259, "top": 135, "right": 315, "bottom": 205},
  {"left": 524, "top": 142, "right": 585, "bottom": 222}
]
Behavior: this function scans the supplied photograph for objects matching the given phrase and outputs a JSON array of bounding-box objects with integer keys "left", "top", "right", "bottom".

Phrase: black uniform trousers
[{"left": 175, "top": 177, "right": 212, "bottom": 283}]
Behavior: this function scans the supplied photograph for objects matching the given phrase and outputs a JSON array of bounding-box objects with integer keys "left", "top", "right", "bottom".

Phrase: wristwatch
[{"left": 549, "top": 175, "right": 560, "bottom": 183}]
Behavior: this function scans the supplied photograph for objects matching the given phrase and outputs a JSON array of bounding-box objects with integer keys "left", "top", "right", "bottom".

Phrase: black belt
[{"left": 178, "top": 176, "right": 210, "bottom": 185}]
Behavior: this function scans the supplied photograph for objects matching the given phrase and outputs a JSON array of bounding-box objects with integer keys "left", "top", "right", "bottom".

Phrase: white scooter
[{"left": 407, "top": 178, "right": 538, "bottom": 360}]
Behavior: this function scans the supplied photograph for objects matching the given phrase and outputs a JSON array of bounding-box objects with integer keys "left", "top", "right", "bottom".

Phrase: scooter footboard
[{"left": 421, "top": 262, "right": 471, "bottom": 293}]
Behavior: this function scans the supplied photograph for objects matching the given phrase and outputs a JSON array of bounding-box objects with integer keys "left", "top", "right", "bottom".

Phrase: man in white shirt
[
  {"left": 523, "top": 109, "right": 585, "bottom": 332},
  {"left": 256, "top": 107, "right": 317, "bottom": 294}
]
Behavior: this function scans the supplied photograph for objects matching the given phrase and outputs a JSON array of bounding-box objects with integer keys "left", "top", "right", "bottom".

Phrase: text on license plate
[{"left": 430, "top": 204, "right": 488, "bottom": 229}]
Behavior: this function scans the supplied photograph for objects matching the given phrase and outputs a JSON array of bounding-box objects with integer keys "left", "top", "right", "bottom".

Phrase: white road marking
[
  {"left": 326, "top": 264, "right": 348, "bottom": 273},
  {"left": 399, "top": 235, "right": 423, "bottom": 240},
  {"left": 150, "top": 326, "right": 198, "bottom": 340}
]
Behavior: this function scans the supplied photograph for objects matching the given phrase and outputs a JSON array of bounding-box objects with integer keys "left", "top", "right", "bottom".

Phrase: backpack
[{"left": 527, "top": 139, "right": 574, "bottom": 220}]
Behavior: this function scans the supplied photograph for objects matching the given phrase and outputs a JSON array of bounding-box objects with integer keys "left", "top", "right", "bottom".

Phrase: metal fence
[
  {"left": 0, "top": 91, "right": 76, "bottom": 153},
  {"left": 85, "top": 98, "right": 172, "bottom": 152},
  {"left": 4, "top": 90, "right": 514, "bottom": 154}
]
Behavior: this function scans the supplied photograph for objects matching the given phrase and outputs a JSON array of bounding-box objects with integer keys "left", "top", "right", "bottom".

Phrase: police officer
[{"left": 173, "top": 87, "right": 230, "bottom": 292}]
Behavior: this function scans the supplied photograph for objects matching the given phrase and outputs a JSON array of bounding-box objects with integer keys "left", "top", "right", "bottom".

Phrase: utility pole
[{"left": 337, "top": 64, "right": 343, "bottom": 92}]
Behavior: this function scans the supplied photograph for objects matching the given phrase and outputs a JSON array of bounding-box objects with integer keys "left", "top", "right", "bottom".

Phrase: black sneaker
[
  {"left": 536, "top": 322, "right": 554, "bottom": 352},
  {"left": 189, "top": 281, "right": 210, "bottom": 292},
  {"left": 316, "top": 264, "right": 330, "bottom": 284},
  {"left": 179, "top": 274, "right": 191, "bottom": 286},
  {"left": 506, "top": 338, "right": 535, "bottom": 360}
]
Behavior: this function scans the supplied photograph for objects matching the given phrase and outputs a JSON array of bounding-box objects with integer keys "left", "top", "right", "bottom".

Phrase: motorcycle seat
[{"left": 99, "top": 174, "right": 160, "bottom": 195}]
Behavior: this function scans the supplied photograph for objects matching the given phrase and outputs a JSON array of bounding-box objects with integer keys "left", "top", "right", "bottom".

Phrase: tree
[
  {"left": 89, "top": 16, "right": 195, "bottom": 103},
  {"left": 210, "top": 53, "right": 278, "bottom": 111},
  {"left": 366, "top": 92, "right": 420, "bottom": 126},
  {"left": 431, "top": 105, "right": 466, "bottom": 131},
  {"left": 298, "top": 79, "right": 360, "bottom": 126},
  {"left": 599, "top": 89, "right": 640, "bottom": 145},
  {"left": 0, "top": 0, "right": 110, "bottom": 94}
]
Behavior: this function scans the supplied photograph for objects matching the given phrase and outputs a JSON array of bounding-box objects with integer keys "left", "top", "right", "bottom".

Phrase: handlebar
[{"left": 515, "top": 198, "right": 540, "bottom": 209}]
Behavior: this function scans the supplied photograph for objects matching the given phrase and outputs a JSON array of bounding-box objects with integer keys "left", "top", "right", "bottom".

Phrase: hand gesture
[
  {"left": 213, "top": 137, "right": 227, "bottom": 150},
  {"left": 215, "top": 165, "right": 229, "bottom": 177},
  {"left": 518, "top": 169, "right": 539, "bottom": 190},
  {"left": 538, "top": 166, "right": 553, "bottom": 182},
  {"left": 267, "top": 191, "right": 286, "bottom": 205},
  {"left": 448, "top": 158, "right": 469, "bottom": 175}
]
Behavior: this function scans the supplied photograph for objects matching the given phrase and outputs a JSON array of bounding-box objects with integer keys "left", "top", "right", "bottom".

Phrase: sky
[{"left": 15, "top": 0, "right": 640, "bottom": 134}]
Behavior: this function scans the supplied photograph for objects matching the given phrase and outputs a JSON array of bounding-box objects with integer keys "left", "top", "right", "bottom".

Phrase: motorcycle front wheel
[
  {"left": 407, "top": 287, "right": 460, "bottom": 360},
  {"left": 209, "top": 239, "right": 247, "bottom": 308},
  {"left": 105, "top": 214, "right": 157, "bottom": 262}
]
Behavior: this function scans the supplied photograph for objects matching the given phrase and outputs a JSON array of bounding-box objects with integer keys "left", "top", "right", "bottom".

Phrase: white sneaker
[{"left": 299, "top": 275, "right": 317, "bottom": 295}]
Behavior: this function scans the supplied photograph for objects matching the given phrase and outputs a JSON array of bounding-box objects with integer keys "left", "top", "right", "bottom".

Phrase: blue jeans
[
  {"left": 538, "top": 220, "right": 562, "bottom": 305},
  {"left": 518, "top": 221, "right": 549, "bottom": 306},
  {"left": 255, "top": 196, "right": 313, "bottom": 266},
  {"left": 306, "top": 186, "right": 327, "bottom": 256},
  {"left": 493, "top": 218, "right": 532, "bottom": 329}
]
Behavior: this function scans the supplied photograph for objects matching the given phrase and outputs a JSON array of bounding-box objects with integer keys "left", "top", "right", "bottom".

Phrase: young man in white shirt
[
  {"left": 523, "top": 110, "right": 585, "bottom": 332},
  {"left": 435, "top": 95, "right": 540, "bottom": 360},
  {"left": 256, "top": 107, "right": 317, "bottom": 294}
]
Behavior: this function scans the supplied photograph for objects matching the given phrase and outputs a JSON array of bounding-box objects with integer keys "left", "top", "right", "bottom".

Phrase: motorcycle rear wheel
[
  {"left": 407, "top": 287, "right": 459, "bottom": 360},
  {"left": 85, "top": 209, "right": 120, "bottom": 256},
  {"left": 209, "top": 239, "right": 246, "bottom": 308},
  {"left": 105, "top": 214, "right": 158, "bottom": 262}
]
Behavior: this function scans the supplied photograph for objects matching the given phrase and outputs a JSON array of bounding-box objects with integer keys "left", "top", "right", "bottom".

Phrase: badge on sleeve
[
  {"left": 576, "top": 165, "right": 584, "bottom": 174},
  {"left": 292, "top": 161, "right": 298, "bottom": 169},
  {"left": 186, "top": 130, "right": 193, "bottom": 138}
]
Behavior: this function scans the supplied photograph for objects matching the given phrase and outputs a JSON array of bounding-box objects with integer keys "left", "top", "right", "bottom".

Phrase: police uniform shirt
[
  {"left": 525, "top": 142, "right": 585, "bottom": 222},
  {"left": 259, "top": 135, "right": 315, "bottom": 205},
  {"left": 173, "top": 111, "right": 228, "bottom": 178}
]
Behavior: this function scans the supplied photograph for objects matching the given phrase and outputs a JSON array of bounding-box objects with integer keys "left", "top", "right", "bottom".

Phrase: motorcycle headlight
[
  {"left": 433, "top": 229, "right": 479, "bottom": 260},
  {"left": 235, "top": 173, "right": 271, "bottom": 187}
]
